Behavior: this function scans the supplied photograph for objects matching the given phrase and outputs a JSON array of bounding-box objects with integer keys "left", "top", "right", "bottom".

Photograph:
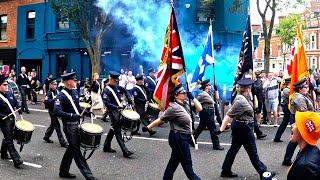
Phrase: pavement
[{"left": 0, "top": 103, "right": 316, "bottom": 180}]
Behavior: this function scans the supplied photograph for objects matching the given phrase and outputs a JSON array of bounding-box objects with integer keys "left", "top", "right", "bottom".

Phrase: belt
[
  {"left": 235, "top": 119, "right": 252, "bottom": 124},
  {"left": 64, "top": 121, "right": 79, "bottom": 125}
]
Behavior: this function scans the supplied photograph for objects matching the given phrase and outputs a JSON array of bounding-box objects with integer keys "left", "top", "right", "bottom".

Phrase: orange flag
[{"left": 289, "top": 24, "right": 309, "bottom": 99}]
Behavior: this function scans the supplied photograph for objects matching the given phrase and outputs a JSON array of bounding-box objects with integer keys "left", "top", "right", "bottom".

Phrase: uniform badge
[
  {"left": 76, "top": 95, "right": 79, "bottom": 99},
  {"left": 134, "top": 91, "right": 137, "bottom": 96},
  {"left": 45, "top": 96, "right": 48, "bottom": 100},
  {"left": 55, "top": 99, "right": 60, "bottom": 105},
  {"left": 103, "top": 94, "right": 107, "bottom": 99},
  {"left": 145, "top": 83, "right": 148, "bottom": 86}
]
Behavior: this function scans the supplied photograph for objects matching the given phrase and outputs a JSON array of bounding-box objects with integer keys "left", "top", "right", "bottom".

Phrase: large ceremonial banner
[
  {"left": 153, "top": 7, "right": 185, "bottom": 111},
  {"left": 289, "top": 24, "right": 309, "bottom": 98}
]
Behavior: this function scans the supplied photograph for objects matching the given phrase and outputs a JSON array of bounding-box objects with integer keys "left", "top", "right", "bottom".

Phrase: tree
[
  {"left": 51, "top": 0, "right": 113, "bottom": 76},
  {"left": 231, "top": 0, "right": 305, "bottom": 73}
]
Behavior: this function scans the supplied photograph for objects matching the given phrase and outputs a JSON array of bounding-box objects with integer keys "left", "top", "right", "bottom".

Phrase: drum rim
[
  {"left": 15, "top": 120, "right": 35, "bottom": 131},
  {"left": 148, "top": 103, "right": 159, "bottom": 109},
  {"left": 79, "top": 102, "right": 91, "bottom": 108},
  {"left": 80, "top": 123, "right": 103, "bottom": 134},
  {"left": 121, "top": 109, "right": 140, "bottom": 120}
]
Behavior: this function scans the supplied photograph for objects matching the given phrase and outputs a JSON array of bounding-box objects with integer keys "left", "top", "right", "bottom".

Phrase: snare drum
[
  {"left": 146, "top": 103, "right": 160, "bottom": 117},
  {"left": 120, "top": 109, "right": 140, "bottom": 131},
  {"left": 80, "top": 123, "right": 103, "bottom": 150},
  {"left": 13, "top": 120, "right": 34, "bottom": 144},
  {"left": 79, "top": 102, "right": 91, "bottom": 109}
]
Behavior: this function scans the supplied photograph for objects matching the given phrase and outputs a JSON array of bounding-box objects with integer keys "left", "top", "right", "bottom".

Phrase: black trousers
[
  {"left": 20, "top": 86, "right": 29, "bottom": 112},
  {"left": 274, "top": 105, "right": 292, "bottom": 141},
  {"left": 214, "top": 103, "right": 222, "bottom": 125},
  {"left": 60, "top": 123, "right": 93, "bottom": 179},
  {"left": 0, "top": 118, "right": 21, "bottom": 164},
  {"left": 31, "top": 89, "right": 37, "bottom": 103},
  {"left": 283, "top": 114, "right": 297, "bottom": 163},
  {"left": 134, "top": 104, "right": 148, "bottom": 132},
  {"left": 44, "top": 111, "right": 66, "bottom": 145},
  {"left": 103, "top": 110, "right": 129, "bottom": 154},
  {"left": 222, "top": 121, "right": 267, "bottom": 175},
  {"left": 194, "top": 108, "right": 220, "bottom": 148}
]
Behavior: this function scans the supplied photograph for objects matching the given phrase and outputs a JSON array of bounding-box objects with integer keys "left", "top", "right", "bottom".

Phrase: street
[{"left": 0, "top": 104, "right": 307, "bottom": 180}]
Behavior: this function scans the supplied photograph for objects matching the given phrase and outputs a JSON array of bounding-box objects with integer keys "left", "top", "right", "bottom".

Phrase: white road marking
[
  {"left": 9, "top": 160, "right": 42, "bottom": 168},
  {"left": 29, "top": 108, "right": 47, "bottom": 113},
  {"left": 34, "top": 124, "right": 47, "bottom": 128}
]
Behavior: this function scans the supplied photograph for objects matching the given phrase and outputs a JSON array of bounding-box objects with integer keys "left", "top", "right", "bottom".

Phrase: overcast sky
[{"left": 250, "top": 0, "right": 309, "bottom": 24}]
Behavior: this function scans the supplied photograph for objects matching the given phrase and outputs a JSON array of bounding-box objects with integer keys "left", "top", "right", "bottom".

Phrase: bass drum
[
  {"left": 13, "top": 120, "right": 34, "bottom": 144},
  {"left": 120, "top": 109, "right": 140, "bottom": 132},
  {"left": 80, "top": 123, "right": 103, "bottom": 150},
  {"left": 146, "top": 103, "right": 160, "bottom": 117},
  {"left": 7, "top": 79, "right": 20, "bottom": 100}
]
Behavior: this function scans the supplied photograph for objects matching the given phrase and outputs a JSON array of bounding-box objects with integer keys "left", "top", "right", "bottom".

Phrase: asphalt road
[{"left": 0, "top": 104, "right": 315, "bottom": 180}]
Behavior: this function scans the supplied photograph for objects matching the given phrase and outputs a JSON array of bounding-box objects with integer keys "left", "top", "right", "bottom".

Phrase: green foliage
[{"left": 275, "top": 14, "right": 301, "bottom": 46}]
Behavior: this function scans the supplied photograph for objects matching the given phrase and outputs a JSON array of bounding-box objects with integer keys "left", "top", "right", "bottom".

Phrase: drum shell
[
  {"left": 146, "top": 104, "right": 160, "bottom": 117},
  {"left": 13, "top": 127, "right": 33, "bottom": 144},
  {"left": 120, "top": 116, "right": 138, "bottom": 132},
  {"left": 80, "top": 128, "right": 102, "bottom": 149}
]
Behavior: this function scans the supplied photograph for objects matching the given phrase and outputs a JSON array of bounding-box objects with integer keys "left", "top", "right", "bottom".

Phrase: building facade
[{"left": 0, "top": 0, "right": 42, "bottom": 69}]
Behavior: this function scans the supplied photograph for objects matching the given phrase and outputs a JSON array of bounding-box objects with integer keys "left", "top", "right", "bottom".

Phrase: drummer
[
  {"left": 0, "top": 76, "right": 24, "bottom": 168},
  {"left": 102, "top": 71, "right": 135, "bottom": 158},
  {"left": 54, "top": 72, "right": 97, "bottom": 180},
  {"left": 43, "top": 78, "right": 68, "bottom": 148},
  {"left": 132, "top": 74, "right": 156, "bottom": 136}
]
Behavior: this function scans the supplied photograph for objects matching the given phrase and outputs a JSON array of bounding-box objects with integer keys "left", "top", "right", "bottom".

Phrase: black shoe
[
  {"left": 260, "top": 171, "right": 276, "bottom": 180},
  {"left": 220, "top": 171, "right": 238, "bottom": 178},
  {"left": 225, "top": 125, "right": 231, "bottom": 131},
  {"left": 61, "top": 143, "right": 69, "bottom": 148},
  {"left": 142, "top": 126, "right": 149, "bottom": 132},
  {"left": 86, "top": 177, "right": 98, "bottom": 180},
  {"left": 25, "top": 110, "right": 30, "bottom": 114},
  {"left": 213, "top": 146, "right": 224, "bottom": 151},
  {"left": 273, "top": 139, "right": 283, "bottom": 143},
  {"left": 43, "top": 137, "right": 54, "bottom": 143},
  {"left": 282, "top": 160, "right": 292, "bottom": 166},
  {"left": 59, "top": 172, "right": 76, "bottom": 179},
  {"left": 257, "top": 134, "right": 267, "bottom": 139},
  {"left": 101, "top": 117, "right": 108, "bottom": 122},
  {"left": 148, "top": 130, "right": 157, "bottom": 136},
  {"left": 131, "top": 131, "right": 141, "bottom": 135},
  {"left": 123, "top": 151, "right": 134, "bottom": 158},
  {"left": 1, "top": 154, "right": 11, "bottom": 160},
  {"left": 103, "top": 147, "right": 116, "bottom": 153},
  {"left": 14, "top": 159, "right": 23, "bottom": 169}
]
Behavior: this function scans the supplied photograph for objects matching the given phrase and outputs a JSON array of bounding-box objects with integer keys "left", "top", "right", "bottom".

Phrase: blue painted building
[{"left": 16, "top": 0, "right": 249, "bottom": 84}]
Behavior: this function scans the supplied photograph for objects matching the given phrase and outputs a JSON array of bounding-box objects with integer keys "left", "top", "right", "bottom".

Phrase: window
[
  {"left": 272, "top": 64, "right": 275, "bottom": 68},
  {"left": 0, "top": 15, "right": 7, "bottom": 40},
  {"left": 56, "top": 16, "right": 69, "bottom": 30},
  {"left": 304, "top": 35, "right": 310, "bottom": 49},
  {"left": 196, "top": 0, "right": 214, "bottom": 23},
  {"left": 26, "top": 11, "right": 36, "bottom": 39},
  {"left": 311, "top": 34, "right": 316, "bottom": 50}
]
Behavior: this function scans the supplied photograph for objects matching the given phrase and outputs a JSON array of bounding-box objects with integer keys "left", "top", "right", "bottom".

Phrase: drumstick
[{"left": 2, "top": 108, "right": 21, "bottom": 120}]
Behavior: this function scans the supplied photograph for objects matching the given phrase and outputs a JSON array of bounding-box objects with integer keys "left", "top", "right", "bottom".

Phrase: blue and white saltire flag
[{"left": 191, "top": 23, "right": 215, "bottom": 83}]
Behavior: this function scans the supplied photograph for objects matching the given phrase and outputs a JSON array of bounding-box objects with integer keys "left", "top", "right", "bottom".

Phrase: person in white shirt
[
  {"left": 263, "top": 72, "right": 280, "bottom": 126},
  {"left": 118, "top": 69, "right": 128, "bottom": 88},
  {"left": 125, "top": 71, "right": 136, "bottom": 97}
]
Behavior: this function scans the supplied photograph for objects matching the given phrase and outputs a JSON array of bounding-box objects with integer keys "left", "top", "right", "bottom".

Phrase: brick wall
[{"left": 0, "top": 0, "right": 42, "bottom": 48}]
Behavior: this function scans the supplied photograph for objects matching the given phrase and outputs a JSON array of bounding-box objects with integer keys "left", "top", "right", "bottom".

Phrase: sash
[
  {"left": 106, "top": 86, "right": 122, "bottom": 107},
  {"left": 0, "top": 93, "right": 16, "bottom": 119},
  {"left": 61, "top": 90, "right": 80, "bottom": 115},
  {"left": 135, "top": 85, "right": 147, "bottom": 100},
  {"left": 147, "top": 76, "right": 156, "bottom": 86},
  {"left": 51, "top": 90, "right": 59, "bottom": 99},
  {"left": 174, "top": 102, "right": 198, "bottom": 150}
]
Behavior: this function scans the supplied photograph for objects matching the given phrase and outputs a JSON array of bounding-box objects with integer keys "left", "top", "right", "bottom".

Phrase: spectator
[{"left": 263, "top": 72, "right": 280, "bottom": 126}]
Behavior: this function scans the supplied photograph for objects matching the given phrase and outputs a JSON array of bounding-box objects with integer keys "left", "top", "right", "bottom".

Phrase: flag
[
  {"left": 153, "top": 7, "right": 185, "bottom": 111},
  {"left": 289, "top": 24, "right": 309, "bottom": 98},
  {"left": 286, "top": 47, "right": 295, "bottom": 75},
  {"left": 231, "top": 15, "right": 253, "bottom": 102},
  {"left": 191, "top": 23, "right": 214, "bottom": 83}
]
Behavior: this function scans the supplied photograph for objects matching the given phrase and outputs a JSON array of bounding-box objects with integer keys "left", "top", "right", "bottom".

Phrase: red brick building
[{"left": 0, "top": 0, "right": 42, "bottom": 68}]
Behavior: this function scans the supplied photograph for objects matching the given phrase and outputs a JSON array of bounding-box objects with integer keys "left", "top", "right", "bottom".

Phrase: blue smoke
[{"left": 97, "top": 0, "right": 240, "bottom": 102}]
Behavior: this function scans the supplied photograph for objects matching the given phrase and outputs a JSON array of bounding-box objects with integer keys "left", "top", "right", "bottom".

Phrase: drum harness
[
  {"left": 0, "top": 93, "right": 27, "bottom": 152},
  {"left": 61, "top": 90, "right": 97, "bottom": 160},
  {"left": 106, "top": 86, "right": 135, "bottom": 142}
]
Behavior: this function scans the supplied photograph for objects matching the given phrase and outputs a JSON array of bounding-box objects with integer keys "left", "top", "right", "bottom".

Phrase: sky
[{"left": 250, "top": 0, "right": 310, "bottom": 24}]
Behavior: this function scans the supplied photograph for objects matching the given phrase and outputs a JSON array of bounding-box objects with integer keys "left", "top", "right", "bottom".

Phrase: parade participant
[
  {"left": 194, "top": 79, "right": 224, "bottom": 150},
  {"left": 30, "top": 70, "right": 38, "bottom": 105},
  {"left": 16, "top": 66, "right": 30, "bottom": 113},
  {"left": 54, "top": 72, "right": 97, "bottom": 180},
  {"left": 43, "top": 78, "right": 68, "bottom": 148},
  {"left": 0, "top": 76, "right": 24, "bottom": 168},
  {"left": 131, "top": 75, "right": 156, "bottom": 136},
  {"left": 287, "top": 111, "right": 320, "bottom": 180},
  {"left": 220, "top": 78, "right": 275, "bottom": 179},
  {"left": 263, "top": 72, "right": 280, "bottom": 126},
  {"left": 144, "top": 84, "right": 202, "bottom": 180},
  {"left": 273, "top": 77, "right": 291, "bottom": 142},
  {"left": 43, "top": 73, "right": 53, "bottom": 95},
  {"left": 102, "top": 71, "right": 135, "bottom": 158},
  {"left": 282, "top": 78, "right": 314, "bottom": 166},
  {"left": 144, "top": 68, "right": 157, "bottom": 100}
]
